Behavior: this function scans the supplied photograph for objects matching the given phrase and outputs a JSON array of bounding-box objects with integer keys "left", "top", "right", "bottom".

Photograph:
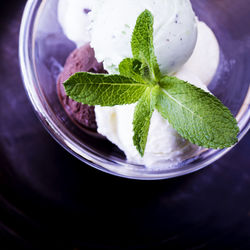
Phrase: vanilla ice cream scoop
[
  {"left": 58, "top": 0, "right": 103, "bottom": 47},
  {"left": 95, "top": 72, "right": 210, "bottom": 169},
  {"left": 90, "top": 0, "right": 198, "bottom": 75}
]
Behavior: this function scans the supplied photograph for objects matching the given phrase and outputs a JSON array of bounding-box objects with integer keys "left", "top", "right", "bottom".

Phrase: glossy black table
[{"left": 0, "top": 1, "right": 250, "bottom": 249}]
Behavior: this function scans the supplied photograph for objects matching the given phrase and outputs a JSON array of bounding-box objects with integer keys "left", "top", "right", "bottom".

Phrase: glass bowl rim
[{"left": 19, "top": 0, "right": 250, "bottom": 180}]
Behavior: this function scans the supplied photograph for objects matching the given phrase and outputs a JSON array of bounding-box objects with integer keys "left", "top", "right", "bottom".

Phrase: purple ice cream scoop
[{"left": 57, "top": 43, "right": 106, "bottom": 130}]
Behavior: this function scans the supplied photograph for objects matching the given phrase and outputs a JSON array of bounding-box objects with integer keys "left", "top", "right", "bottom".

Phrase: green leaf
[
  {"left": 133, "top": 86, "right": 159, "bottom": 156},
  {"left": 131, "top": 9, "right": 161, "bottom": 82},
  {"left": 119, "top": 58, "right": 147, "bottom": 84},
  {"left": 64, "top": 72, "right": 148, "bottom": 106},
  {"left": 156, "top": 76, "right": 239, "bottom": 149}
]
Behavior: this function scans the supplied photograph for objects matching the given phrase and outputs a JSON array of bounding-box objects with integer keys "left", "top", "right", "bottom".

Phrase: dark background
[{"left": 0, "top": 1, "right": 250, "bottom": 249}]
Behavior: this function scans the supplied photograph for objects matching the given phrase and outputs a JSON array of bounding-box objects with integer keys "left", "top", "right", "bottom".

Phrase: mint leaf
[
  {"left": 133, "top": 86, "right": 159, "bottom": 156},
  {"left": 131, "top": 9, "right": 161, "bottom": 82},
  {"left": 119, "top": 58, "right": 146, "bottom": 84},
  {"left": 64, "top": 72, "right": 148, "bottom": 106},
  {"left": 156, "top": 76, "right": 239, "bottom": 148}
]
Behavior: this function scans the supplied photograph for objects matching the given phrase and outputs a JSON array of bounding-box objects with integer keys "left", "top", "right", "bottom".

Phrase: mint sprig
[{"left": 64, "top": 10, "right": 239, "bottom": 157}]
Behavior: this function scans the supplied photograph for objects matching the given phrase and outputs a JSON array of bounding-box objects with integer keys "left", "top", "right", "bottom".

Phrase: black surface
[{"left": 0, "top": 1, "right": 250, "bottom": 250}]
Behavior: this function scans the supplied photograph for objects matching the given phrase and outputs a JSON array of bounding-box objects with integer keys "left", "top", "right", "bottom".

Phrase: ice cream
[
  {"left": 57, "top": 44, "right": 106, "bottom": 130},
  {"left": 57, "top": 0, "right": 220, "bottom": 168},
  {"left": 58, "top": 0, "right": 103, "bottom": 47},
  {"left": 90, "top": 0, "right": 198, "bottom": 75},
  {"left": 95, "top": 70, "right": 210, "bottom": 168},
  {"left": 179, "top": 21, "right": 220, "bottom": 85}
]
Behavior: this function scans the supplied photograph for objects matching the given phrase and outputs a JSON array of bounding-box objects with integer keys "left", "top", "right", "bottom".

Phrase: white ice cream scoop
[
  {"left": 90, "top": 0, "right": 198, "bottom": 75},
  {"left": 58, "top": 0, "right": 103, "bottom": 47},
  {"left": 95, "top": 72, "right": 208, "bottom": 169}
]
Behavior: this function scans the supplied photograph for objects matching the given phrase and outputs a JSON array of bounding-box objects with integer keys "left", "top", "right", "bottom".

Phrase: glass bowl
[{"left": 19, "top": 0, "right": 250, "bottom": 180}]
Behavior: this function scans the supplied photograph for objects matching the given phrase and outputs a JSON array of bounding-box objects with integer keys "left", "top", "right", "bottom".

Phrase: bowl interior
[{"left": 23, "top": 0, "right": 250, "bottom": 179}]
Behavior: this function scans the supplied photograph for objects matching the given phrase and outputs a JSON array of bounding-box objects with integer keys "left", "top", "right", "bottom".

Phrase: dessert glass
[{"left": 19, "top": 0, "right": 250, "bottom": 180}]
